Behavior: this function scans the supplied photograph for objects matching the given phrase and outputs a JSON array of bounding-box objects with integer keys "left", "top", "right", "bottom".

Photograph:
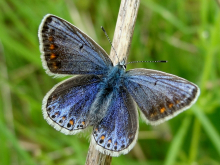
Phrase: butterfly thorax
[{"left": 102, "top": 64, "right": 125, "bottom": 92}]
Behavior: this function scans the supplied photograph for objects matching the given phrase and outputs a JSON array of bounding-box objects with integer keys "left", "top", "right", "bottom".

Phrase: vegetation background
[{"left": 0, "top": 0, "right": 220, "bottom": 165}]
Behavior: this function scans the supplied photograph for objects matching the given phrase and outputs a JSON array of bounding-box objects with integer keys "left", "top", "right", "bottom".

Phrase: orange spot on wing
[
  {"left": 50, "top": 53, "right": 56, "bottom": 59},
  {"left": 49, "top": 44, "right": 55, "bottom": 50},
  {"left": 101, "top": 136, "right": 105, "bottom": 140},
  {"left": 52, "top": 62, "right": 59, "bottom": 69},
  {"left": 62, "top": 116, "right": 66, "bottom": 120},
  {"left": 169, "top": 103, "right": 173, "bottom": 108},
  {"left": 115, "top": 142, "right": 117, "bottom": 145},
  {"left": 160, "top": 107, "right": 166, "bottom": 113},
  {"left": 53, "top": 65, "right": 57, "bottom": 69},
  {"left": 81, "top": 121, "right": 85, "bottom": 125},
  {"left": 108, "top": 139, "right": 112, "bottom": 143},
  {"left": 176, "top": 100, "right": 180, "bottom": 104},
  {"left": 150, "top": 111, "right": 157, "bottom": 117},
  {"left": 48, "top": 36, "right": 53, "bottom": 41},
  {"left": 95, "top": 128, "right": 98, "bottom": 131},
  {"left": 69, "top": 120, "right": 74, "bottom": 125}
]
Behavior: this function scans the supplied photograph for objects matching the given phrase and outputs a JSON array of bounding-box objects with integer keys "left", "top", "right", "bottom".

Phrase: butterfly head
[{"left": 118, "top": 58, "right": 126, "bottom": 70}]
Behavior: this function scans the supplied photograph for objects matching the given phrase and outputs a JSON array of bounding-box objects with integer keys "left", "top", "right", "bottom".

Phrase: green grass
[{"left": 0, "top": 0, "right": 220, "bottom": 164}]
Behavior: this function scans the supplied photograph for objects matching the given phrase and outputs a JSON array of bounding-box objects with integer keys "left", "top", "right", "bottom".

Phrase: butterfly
[{"left": 38, "top": 14, "right": 200, "bottom": 156}]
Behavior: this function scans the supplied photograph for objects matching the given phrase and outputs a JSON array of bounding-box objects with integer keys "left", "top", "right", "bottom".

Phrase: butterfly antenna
[
  {"left": 127, "top": 60, "right": 168, "bottom": 64},
  {"left": 101, "top": 26, "right": 119, "bottom": 63}
]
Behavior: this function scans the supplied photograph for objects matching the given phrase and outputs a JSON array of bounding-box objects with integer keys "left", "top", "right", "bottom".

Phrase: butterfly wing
[
  {"left": 123, "top": 68, "right": 200, "bottom": 125},
  {"left": 42, "top": 75, "right": 102, "bottom": 135},
  {"left": 91, "top": 87, "right": 138, "bottom": 156},
  {"left": 38, "top": 14, "right": 113, "bottom": 77}
]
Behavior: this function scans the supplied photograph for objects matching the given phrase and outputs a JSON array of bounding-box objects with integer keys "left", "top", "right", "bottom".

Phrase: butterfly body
[
  {"left": 87, "top": 63, "right": 126, "bottom": 125},
  {"left": 39, "top": 14, "right": 200, "bottom": 156}
]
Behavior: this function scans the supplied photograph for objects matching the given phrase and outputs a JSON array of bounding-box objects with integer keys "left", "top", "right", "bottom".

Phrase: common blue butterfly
[{"left": 38, "top": 14, "right": 200, "bottom": 156}]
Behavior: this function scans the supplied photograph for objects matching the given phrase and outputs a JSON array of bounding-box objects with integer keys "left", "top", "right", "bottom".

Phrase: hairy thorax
[{"left": 102, "top": 65, "right": 125, "bottom": 93}]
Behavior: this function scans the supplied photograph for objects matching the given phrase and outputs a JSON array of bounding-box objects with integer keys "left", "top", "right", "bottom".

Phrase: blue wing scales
[
  {"left": 42, "top": 75, "right": 101, "bottom": 135},
  {"left": 38, "top": 14, "right": 113, "bottom": 76},
  {"left": 91, "top": 87, "right": 138, "bottom": 156},
  {"left": 123, "top": 68, "right": 200, "bottom": 125}
]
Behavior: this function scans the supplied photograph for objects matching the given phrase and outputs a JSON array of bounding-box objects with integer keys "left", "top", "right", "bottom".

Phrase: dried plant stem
[
  {"left": 110, "top": 0, "right": 140, "bottom": 65},
  {"left": 215, "top": 0, "right": 220, "bottom": 7},
  {"left": 85, "top": 0, "right": 140, "bottom": 165}
]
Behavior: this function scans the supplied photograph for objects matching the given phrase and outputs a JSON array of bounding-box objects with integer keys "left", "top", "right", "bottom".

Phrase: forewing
[
  {"left": 91, "top": 87, "right": 138, "bottom": 156},
  {"left": 42, "top": 75, "right": 101, "bottom": 135},
  {"left": 38, "top": 14, "right": 113, "bottom": 76},
  {"left": 123, "top": 68, "right": 200, "bottom": 125}
]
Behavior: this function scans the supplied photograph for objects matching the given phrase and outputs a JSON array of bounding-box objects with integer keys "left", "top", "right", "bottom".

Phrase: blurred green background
[{"left": 0, "top": 0, "right": 220, "bottom": 165}]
